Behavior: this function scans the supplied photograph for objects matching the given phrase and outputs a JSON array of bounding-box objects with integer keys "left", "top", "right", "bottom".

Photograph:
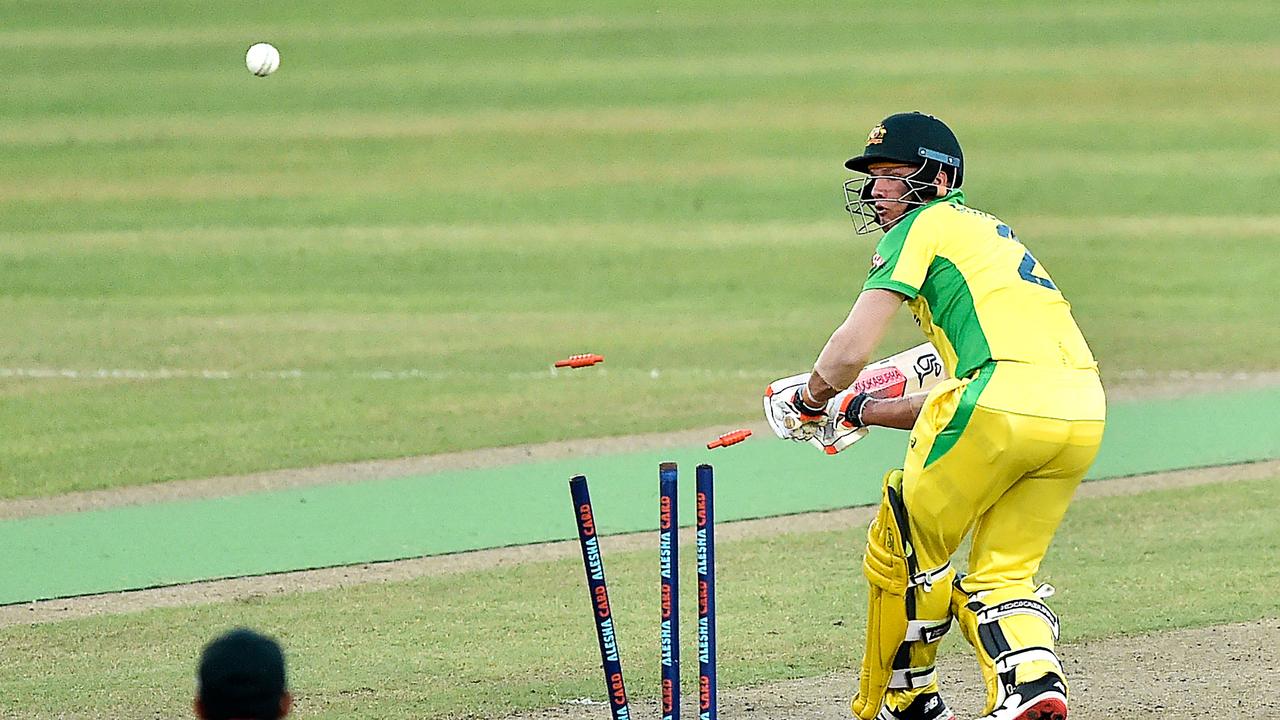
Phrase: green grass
[
  {"left": 2, "top": 0, "right": 1279, "bottom": 496},
  {"left": 2, "top": 475, "right": 1276, "bottom": 719}
]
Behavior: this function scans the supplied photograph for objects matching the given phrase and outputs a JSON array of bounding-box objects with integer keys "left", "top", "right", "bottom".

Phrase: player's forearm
[
  {"left": 807, "top": 319, "right": 871, "bottom": 404},
  {"left": 859, "top": 393, "right": 927, "bottom": 430},
  {"left": 806, "top": 290, "right": 902, "bottom": 404},
  {"left": 803, "top": 367, "right": 845, "bottom": 406}
]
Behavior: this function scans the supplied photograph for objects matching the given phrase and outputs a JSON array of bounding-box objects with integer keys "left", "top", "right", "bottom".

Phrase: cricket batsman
[{"left": 764, "top": 112, "right": 1105, "bottom": 720}]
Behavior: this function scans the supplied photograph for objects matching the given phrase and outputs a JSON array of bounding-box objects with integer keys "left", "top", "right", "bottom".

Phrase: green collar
[
  {"left": 923, "top": 188, "right": 965, "bottom": 210},
  {"left": 897, "top": 188, "right": 964, "bottom": 225},
  {"left": 882, "top": 189, "right": 965, "bottom": 239}
]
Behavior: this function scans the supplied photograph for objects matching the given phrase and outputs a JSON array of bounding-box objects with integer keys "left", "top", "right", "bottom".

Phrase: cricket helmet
[{"left": 843, "top": 112, "right": 965, "bottom": 234}]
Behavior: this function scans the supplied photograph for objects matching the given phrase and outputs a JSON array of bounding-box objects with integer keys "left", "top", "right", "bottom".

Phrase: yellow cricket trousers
[{"left": 894, "top": 360, "right": 1105, "bottom": 713}]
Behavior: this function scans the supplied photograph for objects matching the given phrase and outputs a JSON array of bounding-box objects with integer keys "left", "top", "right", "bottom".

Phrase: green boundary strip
[{"left": 2, "top": 388, "right": 1278, "bottom": 605}]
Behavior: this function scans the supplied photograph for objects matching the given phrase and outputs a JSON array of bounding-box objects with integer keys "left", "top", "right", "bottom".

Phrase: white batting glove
[
  {"left": 811, "top": 392, "right": 872, "bottom": 455},
  {"left": 763, "top": 373, "right": 828, "bottom": 442}
]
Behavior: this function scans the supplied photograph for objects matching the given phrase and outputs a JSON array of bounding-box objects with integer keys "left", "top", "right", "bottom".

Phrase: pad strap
[
  {"left": 910, "top": 561, "right": 952, "bottom": 592},
  {"left": 990, "top": 647, "right": 1065, "bottom": 711},
  {"left": 888, "top": 665, "right": 938, "bottom": 690},
  {"left": 904, "top": 617, "right": 953, "bottom": 643},
  {"left": 994, "top": 646, "right": 1064, "bottom": 676},
  {"left": 975, "top": 598, "right": 1060, "bottom": 641}
]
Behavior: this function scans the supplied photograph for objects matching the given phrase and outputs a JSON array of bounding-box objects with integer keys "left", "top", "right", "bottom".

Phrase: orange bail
[
  {"left": 707, "top": 429, "right": 752, "bottom": 449},
  {"left": 554, "top": 353, "right": 605, "bottom": 369}
]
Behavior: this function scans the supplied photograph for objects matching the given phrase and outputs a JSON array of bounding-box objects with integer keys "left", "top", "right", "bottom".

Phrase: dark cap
[
  {"left": 197, "top": 628, "right": 288, "bottom": 720},
  {"left": 844, "top": 112, "right": 964, "bottom": 186}
]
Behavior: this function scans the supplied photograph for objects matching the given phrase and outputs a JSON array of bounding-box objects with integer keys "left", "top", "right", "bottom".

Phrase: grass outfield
[
  {"left": 1, "top": 475, "right": 1277, "bottom": 719},
  {"left": 3, "top": 0, "right": 1280, "bottom": 497}
]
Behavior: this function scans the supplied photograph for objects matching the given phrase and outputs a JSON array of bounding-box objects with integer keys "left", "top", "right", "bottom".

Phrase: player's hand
[
  {"left": 838, "top": 391, "right": 872, "bottom": 430},
  {"left": 806, "top": 391, "right": 872, "bottom": 455},
  {"left": 784, "top": 388, "right": 829, "bottom": 440},
  {"left": 764, "top": 374, "right": 828, "bottom": 442}
]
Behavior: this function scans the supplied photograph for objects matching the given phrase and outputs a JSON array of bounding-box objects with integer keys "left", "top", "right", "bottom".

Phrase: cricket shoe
[
  {"left": 981, "top": 673, "right": 1068, "bottom": 720},
  {"left": 875, "top": 692, "right": 956, "bottom": 720}
]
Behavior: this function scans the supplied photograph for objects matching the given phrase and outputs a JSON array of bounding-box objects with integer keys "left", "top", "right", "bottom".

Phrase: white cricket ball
[{"left": 246, "top": 42, "right": 280, "bottom": 77}]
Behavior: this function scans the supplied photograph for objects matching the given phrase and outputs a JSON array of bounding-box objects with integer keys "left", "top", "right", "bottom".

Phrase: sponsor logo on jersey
[
  {"left": 866, "top": 124, "right": 886, "bottom": 145},
  {"left": 870, "top": 252, "right": 885, "bottom": 269}
]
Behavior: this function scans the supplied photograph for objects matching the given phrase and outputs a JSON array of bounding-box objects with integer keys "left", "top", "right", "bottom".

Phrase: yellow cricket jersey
[{"left": 863, "top": 190, "right": 1105, "bottom": 420}]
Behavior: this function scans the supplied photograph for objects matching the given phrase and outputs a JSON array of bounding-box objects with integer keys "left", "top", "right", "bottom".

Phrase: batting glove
[
  {"left": 838, "top": 391, "right": 872, "bottom": 429},
  {"left": 764, "top": 374, "right": 830, "bottom": 442}
]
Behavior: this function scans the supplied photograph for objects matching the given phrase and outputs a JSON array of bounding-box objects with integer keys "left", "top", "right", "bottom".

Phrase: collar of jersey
[
  {"left": 913, "top": 188, "right": 965, "bottom": 216},
  {"left": 883, "top": 189, "right": 965, "bottom": 237}
]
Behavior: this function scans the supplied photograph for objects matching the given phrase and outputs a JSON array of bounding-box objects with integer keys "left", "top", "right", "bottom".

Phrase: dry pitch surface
[{"left": 502, "top": 619, "right": 1280, "bottom": 720}]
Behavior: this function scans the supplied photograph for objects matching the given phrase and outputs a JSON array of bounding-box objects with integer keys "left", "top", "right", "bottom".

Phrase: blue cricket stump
[
  {"left": 569, "top": 475, "right": 632, "bottom": 720},
  {"left": 696, "top": 463, "right": 718, "bottom": 720},
  {"left": 659, "top": 461, "right": 681, "bottom": 720}
]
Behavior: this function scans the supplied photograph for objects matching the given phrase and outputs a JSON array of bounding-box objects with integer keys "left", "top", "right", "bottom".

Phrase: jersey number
[
  {"left": 998, "top": 224, "right": 1058, "bottom": 291},
  {"left": 1018, "top": 250, "right": 1058, "bottom": 290}
]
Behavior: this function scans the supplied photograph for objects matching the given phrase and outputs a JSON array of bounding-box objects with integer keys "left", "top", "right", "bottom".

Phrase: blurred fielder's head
[
  {"left": 195, "top": 628, "right": 292, "bottom": 720},
  {"left": 843, "top": 112, "right": 965, "bottom": 234}
]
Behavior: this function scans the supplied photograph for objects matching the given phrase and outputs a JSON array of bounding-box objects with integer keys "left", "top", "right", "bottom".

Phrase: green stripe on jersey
[
  {"left": 919, "top": 256, "right": 993, "bottom": 377},
  {"left": 864, "top": 211, "right": 922, "bottom": 296},
  {"left": 863, "top": 192, "right": 963, "bottom": 295},
  {"left": 925, "top": 362, "right": 995, "bottom": 468}
]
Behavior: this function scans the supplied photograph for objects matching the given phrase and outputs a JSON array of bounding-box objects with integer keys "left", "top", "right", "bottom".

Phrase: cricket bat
[{"left": 764, "top": 342, "right": 948, "bottom": 455}]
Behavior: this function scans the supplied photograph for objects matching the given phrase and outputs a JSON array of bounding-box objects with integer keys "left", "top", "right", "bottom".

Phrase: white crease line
[
  {"left": 0, "top": 367, "right": 798, "bottom": 382},
  {"left": 1, "top": 367, "right": 1275, "bottom": 383}
]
